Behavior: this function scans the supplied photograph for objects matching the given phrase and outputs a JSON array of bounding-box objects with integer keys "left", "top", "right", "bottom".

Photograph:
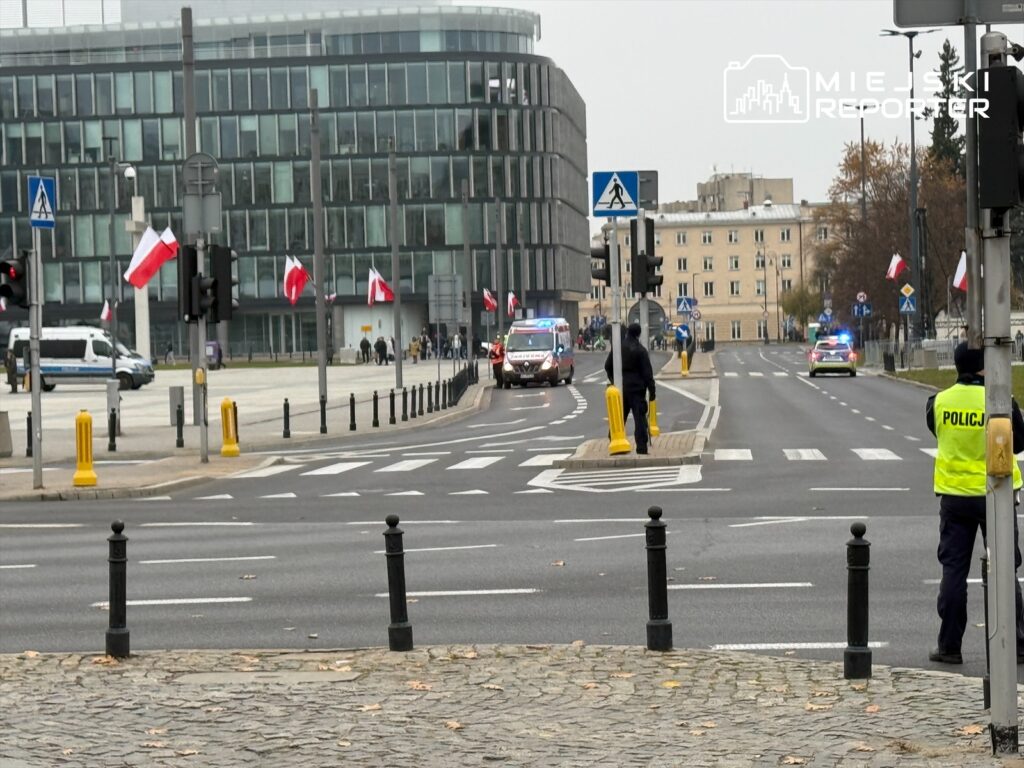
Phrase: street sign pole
[
  {"left": 310, "top": 89, "right": 329, "bottom": 423},
  {"left": 610, "top": 220, "right": 623, "bottom": 391},
  {"left": 636, "top": 208, "right": 649, "bottom": 350},
  {"left": 30, "top": 229, "right": 42, "bottom": 489},
  {"left": 196, "top": 236, "right": 209, "bottom": 464}
]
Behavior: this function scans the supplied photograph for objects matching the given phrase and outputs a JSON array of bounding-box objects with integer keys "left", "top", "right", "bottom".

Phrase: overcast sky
[{"left": 466, "top": 0, "right": 1019, "bottom": 219}]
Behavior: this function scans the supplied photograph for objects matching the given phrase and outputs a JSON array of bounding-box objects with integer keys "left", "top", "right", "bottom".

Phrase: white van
[
  {"left": 501, "top": 318, "right": 575, "bottom": 387},
  {"left": 7, "top": 327, "right": 155, "bottom": 391}
]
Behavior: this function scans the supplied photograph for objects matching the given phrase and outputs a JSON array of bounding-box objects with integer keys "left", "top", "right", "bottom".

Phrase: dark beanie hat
[
  {"left": 953, "top": 342, "right": 984, "bottom": 375},
  {"left": 627, "top": 322, "right": 642, "bottom": 338}
]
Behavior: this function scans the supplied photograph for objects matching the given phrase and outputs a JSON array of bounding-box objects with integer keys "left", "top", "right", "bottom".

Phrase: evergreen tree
[{"left": 926, "top": 39, "right": 966, "bottom": 177}]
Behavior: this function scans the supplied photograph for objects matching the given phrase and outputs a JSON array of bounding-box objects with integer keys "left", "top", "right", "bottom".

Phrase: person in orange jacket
[{"left": 488, "top": 335, "right": 505, "bottom": 388}]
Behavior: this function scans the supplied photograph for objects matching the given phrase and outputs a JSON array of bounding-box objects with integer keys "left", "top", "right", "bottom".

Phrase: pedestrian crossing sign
[
  {"left": 899, "top": 295, "right": 916, "bottom": 314},
  {"left": 592, "top": 171, "right": 639, "bottom": 217},
  {"left": 27, "top": 176, "right": 56, "bottom": 229}
]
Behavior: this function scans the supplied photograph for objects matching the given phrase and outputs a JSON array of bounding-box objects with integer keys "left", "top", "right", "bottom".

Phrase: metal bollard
[
  {"left": 175, "top": 404, "right": 185, "bottom": 448},
  {"left": 645, "top": 506, "right": 673, "bottom": 651},
  {"left": 319, "top": 394, "right": 327, "bottom": 435},
  {"left": 435, "top": 381, "right": 441, "bottom": 411},
  {"left": 25, "top": 412, "right": 31, "bottom": 458},
  {"left": 389, "top": 389, "right": 396, "bottom": 425},
  {"left": 233, "top": 400, "right": 239, "bottom": 443},
  {"left": 410, "top": 386, "right": 417, "bottom": 419},
  {"left": 844, "top": 522, "right": 872, "bottom": 679},
  {"left": 107, "top": 408, "right": 117, "bottom": 453},
  {"left": 441, "top": 380, "right": 448, "bottom": 410},
  {"left": 427, "top": 382, "right": 434, "bottom": 413},
  {"left": 402, "top": 387, "right": 409, "bottom": 422},
  {"left": 106, "top": 520, "right": 130, "bottom": 658},
  {"left": 372, "top": 390, "right": 380, "bottom": 428},
  {"left": 605, "top": 385, "right": 631, "bottom": 455},
  {"left": 418, "top": 383, "right": 425, "bottom": 415},
  {"left": 73, "top": 410, "right": 97, "bottom": 487},
  {"left": 383, "top": 514, "right": 414, "bottom": 652},
  {"left": 349, "top": 393, "right": 356, "bottom": 431},
  {"left": 982, "top": 555, "right": 991, "bottom": 709},
  {"left": 283, "top": 398, "right": 291, "bottom": 439}
]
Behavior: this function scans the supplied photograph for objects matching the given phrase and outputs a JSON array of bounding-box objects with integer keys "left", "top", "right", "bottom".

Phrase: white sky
[{"left": 467, "top": 0, "right": 1020, "bottom": 218}]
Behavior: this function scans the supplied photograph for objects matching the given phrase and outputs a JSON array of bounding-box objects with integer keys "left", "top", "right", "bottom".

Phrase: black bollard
[
  {"left": 349, "top": 393, "right": 356, "bottom": 431},
  {"left": 106, "top": 520, "right": 130, "bottom": 658},
  {"left": 844, "top": 522, "right": 872, "bottom": 679},
  {"left": 389, "top": 388, "right": 396, "bottom": 425},
  {"left": 319, "top": 394, "right": 327, "bottom": 435},
  {"left": 107, "top": 409, "right": 117, "bottom": 452},
  {"left": 410, "top": 386, "right": 417, "bottom": 419},
  {"left": 448, "top": 377, "right": 454, "bottom": 407},
  {"left": 383, "top": 514, "right": 414, "bottom": 652},
  {"left": 401, "top": 387, "right": 408, "bottom": 422},
  {"left": 982, "top": 555, "right": 991, "bottom": 709},
  {"left": 26, "top": 412, "right": 32, "bottom": 458},
  {"left": 645, "top": 506, "right": 673, "bottom": 651},
  {"left": 441, "top": 380, "right": 448, "bottom": 410},
  {"left": 427, "top": 382, "right": 434, "bottom": 413},
  {"left": 435, "top": 381, "right": 441, "bottom": 411},
  {"left": 372, "top": 390, "right": 380, "bottom": 428},
  {"left": 233, "top": 400, "right": 239, "bottom": 443},
  {"left": 175, "top": 404, "right": 184, "bottom": 448},
  {"left": 418, "top": 383, "right": 425, "bottom": 416},
  {"left": 283, "top": 398, "right": 291, "bottom": 439}
]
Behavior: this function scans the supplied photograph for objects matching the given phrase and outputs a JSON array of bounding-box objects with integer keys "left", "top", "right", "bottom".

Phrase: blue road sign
[
  {"left": 27, "top": 176, "right": 56, "bottom": 229},
  {"left": 853, "top": 303, "right": 874, "bottom": 318},
  {"left": 863, "top": 303, "right": 872, "bottom": 317},
  {"left": 675, "top": 324, "right": 690, "bottom": 342},
  {"left": 592, "top": 171, "right": 639, "bottom": 217},
  {"left": 676, "top": 296, "right": 694, "bottom": 314},
  {"left": 899, "top": 296, "right": 916, "bottom": 314},
  {"left": 817, "top": 312, "right": 830, "bottom": 324}
]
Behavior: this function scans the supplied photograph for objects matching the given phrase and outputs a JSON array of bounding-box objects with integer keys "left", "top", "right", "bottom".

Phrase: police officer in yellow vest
[{"left": 926, "top": 342, "right": 1024, "bottom": 664}]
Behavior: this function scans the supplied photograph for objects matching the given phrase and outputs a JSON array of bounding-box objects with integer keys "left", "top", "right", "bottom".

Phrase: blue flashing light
[{"left": 838, "top": 333, "right": 851, "bottom": 343}]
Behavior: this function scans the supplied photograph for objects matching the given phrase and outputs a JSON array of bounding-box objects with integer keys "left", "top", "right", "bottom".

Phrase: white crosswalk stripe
[
  {"left": 748, "top": 372, "right": 764, "bottom": 377},
  {"left": 773, "top": 371, "right": 788, "bottom": 377},
  {"left": 852, "top": 448, "right": 901, "bottom": 461},
  {"left": 447, "top": 456, "right": 504, "bottom": 470},
  {"left": 301, "top": 461, "right": 370, "bottom": 476},
  {"left": 783, "top": 449, "right": 826, "bottom": 461},
  {"left": 231, "top": 465, "right": 297, "bottom": 479},
  {"left": 724, "top": 372, "right": 739, "bottom": 377},
  {"left": 714, "top": 449, "right": 752, "bottom": 461},
  {"left": 376, "top": 459, "right": 437, "bottom": 473},
  {"left": 920, "top": 447, "right": 939, "bottom": 458},
  {"left": 519, "top": 453, "right": 572, "bottom": 467}
]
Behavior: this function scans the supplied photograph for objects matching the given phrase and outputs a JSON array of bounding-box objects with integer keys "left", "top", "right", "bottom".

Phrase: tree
[
  {"left": 925, "top": 39, "right": 966, "bottom": 178},
  {"left": 779, "top": 284, "right": 820, "bottom": 334}
]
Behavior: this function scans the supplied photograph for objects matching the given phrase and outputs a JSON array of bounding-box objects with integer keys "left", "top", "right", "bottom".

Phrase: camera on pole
[
  {"left": 978, "top": 63, "right": 1024, "bottom": 212},
  {"left": 0, "top": 249, "right": 30, "bottom": 309}
]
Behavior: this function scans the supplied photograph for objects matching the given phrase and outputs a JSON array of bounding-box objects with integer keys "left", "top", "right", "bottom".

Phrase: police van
[
  {"left": 7, "top": 326, "right": 155, "bottom": 391},
  {"left": 500, "top": 318, "right": 574, "bottom": 388}
]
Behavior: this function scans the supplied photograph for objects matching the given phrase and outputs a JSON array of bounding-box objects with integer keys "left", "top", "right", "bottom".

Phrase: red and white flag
[
  {"left": 885, "top": 253, "right": 908, "bottom": 281},
  {"left": 283, "top": 256, "right": 310, "bottom": 305},
  {"left": 367, "top": 268, "right": 394, "bottom": 306},
  {"left": 507, "top": 291, "right": 520, "bottom": 318},
  {"left": 953, "top": 250, "right": 968, "bottom": 292},
  {"left": 123, "top": 227, "right": 178, "bottom": 288},
  {"left": 100, "top": 300, "right": 112, "bottom": 322},
  {"left": 0, "top": 297, "right": 7, "bottom": 312},
  {"left": 482, "top": 288, "right": 498, "bottom": 312}
]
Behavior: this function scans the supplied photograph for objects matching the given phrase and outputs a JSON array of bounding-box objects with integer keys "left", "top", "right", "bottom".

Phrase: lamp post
[
  {"left": 760, "top": 248, "right": 770, "bottom": 344},
  {"left": 104, "top": 140, "right": 135, "bottom": 380},
  {"left": 775, "top": 260, "right": 782, "bottom": 343},
  {"left": 855, "top": 104, "right": 868, "bottom": 222}
]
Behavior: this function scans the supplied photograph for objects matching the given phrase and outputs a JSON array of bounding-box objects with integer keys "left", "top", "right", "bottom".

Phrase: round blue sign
[{"left": 675, "top": 324, "right": 690, "bottom": 342}]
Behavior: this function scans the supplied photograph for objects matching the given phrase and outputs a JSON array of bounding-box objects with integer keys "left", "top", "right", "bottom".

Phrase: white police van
[{"left": 7, "top": 327, "right": 154, "bottom": 391}]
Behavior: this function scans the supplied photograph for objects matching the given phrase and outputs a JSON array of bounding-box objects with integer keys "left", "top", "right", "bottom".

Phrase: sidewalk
[{"left": 1, "top": 643, "right": 1019, "bottom": 767}]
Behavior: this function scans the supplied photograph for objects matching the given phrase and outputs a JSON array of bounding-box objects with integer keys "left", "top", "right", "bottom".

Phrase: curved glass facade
[{"left": 0, "top": 5, "right": 589, "bottom": 353}]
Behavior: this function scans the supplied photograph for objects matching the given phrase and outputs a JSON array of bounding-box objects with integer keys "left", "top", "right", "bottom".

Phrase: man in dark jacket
[
  {"left": 925, "top": 342, "right": 1024, "bottom": 664},
  {"left": 604, "top": 323, "right": 656, "bottom": 454},
  {"left": 359, "top": 337, "right": 371, "bottom": 364}
]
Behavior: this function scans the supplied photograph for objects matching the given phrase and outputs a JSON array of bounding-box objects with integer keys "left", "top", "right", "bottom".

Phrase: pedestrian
[
  {"left": 926, "top": 341, "right": 1024, "bottom": 664},
  {"left": 1016, "top": 329, "right": 1023, "bottom": 361},
  {"left": 489, "top": 334, "right": 505, "bottom": 388},
  {"left": 359, "top": 337, "right": 371, "bottom": 364},
  {"left": 604, "top": 322, "right": 656, "bottom": 454},
  {"left": 4, "top": 348, "right": 17, "bottom": 393},
  {"left": 409, "top": 337, "right": 420, "bottom": 363},
  {"left": 374, "top": 336, "right": 387, "bottom": 365},
  {"left": 387, "top": 336, "right": 396, "bottom": 363},
  {"left": 452, "top": 333, "right": 462, "bottom": 360},
  {"left": 426, "top": 337, "right": 433, "bottom": 359}
]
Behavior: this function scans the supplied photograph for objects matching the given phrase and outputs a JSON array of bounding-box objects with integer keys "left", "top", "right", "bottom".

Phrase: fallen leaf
[
  {"left": 145, "top": 728, "right": 167, "bottom": 736},
  {"left": 61, "top": 749, "right": 73, "bottom": 756},
  {"left": 444, "top": 720, "right": 463, "bottom": 730},
  {"left": 689, "top": 729, "right": 706, "bottom": 736},
  {"left": 853, "top": 743, "right": 876, "bottom": 752},
  {"left": 959, "top": 724, "right": 985, "bottom": 736},
  {"left": 666, "top": 662, "right": 690, "bottom": 669},
  {"left": 90, "top": 655, "right": 119, "bottom": 666},
  {"left": 359, "top": 703, "right": 382, "bottom": 712},
  {"left": 176, "top": 749, "right": 200, "bottom": 756},
  {"left": 849, "top": 683, "right": 867, "bottom": 692},
  {"left": 481, "top": 683, "right": 504, "bottom": 691},
  {"left": 22, "top": 650, "right": 39, "bottom": 658},
  {"left": 582, "top": 682, "right": 599, "bottom": 690},
  {"left": 551, "top": 560, "right": 566, "bottom": 567},
  {"left": 864, "top": 704, "right": 881, "bottom": 714},
  {"left": 610, "top": 672, "right": 635, "bottom": 679},
  {"left": 142, "top": 741, "right": 167, "bottom": 749},
  {"left": 337, "top": 740, "right": 351, "bottom": 747},
  {"left": 782, "top": 758, "right": 807, "bottom": 766},
  {"left": 407, "top": 680, "right": 432, "bottom": 691},
  {"left": 239, "top": 574, "right": 257, "bottom": 580},
  {"left": 804, "top": 702, "right": 833, "bottom": 712},
  {"left": 810, "top": 690, "right": 834, "bottom": 698},
  {"left": 699, "top": 721, "right": 717, "bottom": 729},
  {"left": 661, "top": 680, "right": 682, "bottom": 689}
]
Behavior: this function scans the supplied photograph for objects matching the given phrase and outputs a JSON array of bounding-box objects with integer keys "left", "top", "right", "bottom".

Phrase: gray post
[
  {"left": 310, "top": 89, "right": 328, "bottom": 423},
  {"left": 461, "top": 180, "right": 473, "bottom": 366},
  {"left": 29, "top": 231, "right": 42, "bottom": 488},
  {"left": 196, "top": 236, "right": 209, "bottom": 464},
  {"left": 107, "top": 155, "right": 119, "bottom": 381},
  {"left": 518, "top": 203, "right": 527, "bottom": 315},
  {"left": 388, "top": 139, "right": 403, "bottom": 391},
  {"left": 907, "top": 33, "right": 921, "bottom": 341},
  {"left": 610, "top": 219, "right": 623, "bottom": 391},
  {"left": 494, "top": 198, "right": 504, "bottom": 339},
  {"left": 637, "top": 208, "right": 649, "bottom": 349},
  {"left": 105, "top": 520, "right": 129, "bottom": 658},
  {"left": 181, "top": 7, "right": 202, "bottom": 426},
  {"left": 383, "top": 515, "right": 413, "bottom": 651},
  {"left": 963, "top": 6, "right": 983, "bottom": 349}
]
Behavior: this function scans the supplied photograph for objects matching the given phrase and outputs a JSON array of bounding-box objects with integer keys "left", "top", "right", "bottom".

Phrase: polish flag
[
  {"left": 123, "top": 227, "right": 178, "bottom": 289},
  {"left": 283, "top": 256, "right": 310, "bottom": 305},
  {"left": 885, "top": 253, "right": 908, "bottom": 281},
  {"left": 0, "top": 297, "right": 6, "bottom": 312},
  {"left": 367, "top": 268, "right": 395, "bottom": 306},
  {"left": 482, "top": 288, "right": 498, "bottom": 312},
  {"left": 507, "top": 291, "right": 520, "bottom": 318},
  {"left": 100, "top": 300, "right": 112, "bottom": 322},
  {"left": 953, "top": 250, "right": 968, "bottom": 292}
]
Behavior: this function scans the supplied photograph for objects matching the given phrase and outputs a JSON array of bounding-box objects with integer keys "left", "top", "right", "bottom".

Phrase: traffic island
[{"left": 554, "top": 430, "right": 704, "bottom": 469}]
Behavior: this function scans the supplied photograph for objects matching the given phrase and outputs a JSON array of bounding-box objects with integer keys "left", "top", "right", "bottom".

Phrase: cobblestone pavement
[{"left": 3, "top": 644, "right": 1023, "bottom": 767}]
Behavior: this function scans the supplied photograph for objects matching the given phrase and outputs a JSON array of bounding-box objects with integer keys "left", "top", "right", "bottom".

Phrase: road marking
[
  {"left": 511, "top": 403, "right": 550, "bottom": 411},
  {"left": 0, "top": 523, "right": 83, "bottom": 528},
  {"left": 865, "top": 416, "right": 876, "bottom": 422},
  {"left": 724, "top": 372, "right": 739, "bottom": 377},
  {"left": 839, "top": 402, "right": 847, "bottom": 406},
  {"left": 550, "top": 420, "right": 566, "bottom": 424},
  {"left": 712, "top": 642, "right": 888, "bottom": 651},
  {"left": 387, "top": 490, "right": 424, "bottom": 496},
  {"left": 670, "top": 582, "right": 812, "bottom": 590},
  {"left": 516, "top": 488, "right": 553, "bottom": 494},
  {"left": 851, "top": 409, "right": 861, "bottom": 414},
  {"left": 139, "top": 496, "right": 172, "bottom": 501},
  {"left": 466, "top": 419, "right": 526, "bottom": 428},
  {"left": 555, "top": 518, "right": 645, "bottom": 523},
  {"left": 882, "top": 425, "right": 894, "bottom": 431},
  {"left": 195, "top": 494, "right": 233, "bottom": 500},
  {"left": 94, "top": 460, "right": 153, "bottom": 465},
  {"left": 141, "top": 522, "right": 256, "bottom": 527},
  {"left": 91, "top": 597, "right": 253, "bottom": 608},
  {"left": 302, "top": 461, "right": 371, "bottom": 476},
  {"left": 922, "top": 577, "right": 1024, "bottom": 585},
  {"left": 229, "top": 465, "right": 296, "bottom": 479},
  {"left": 140, "top": 556, "right": 276, "bottom": 565},
  {"left": 575, "top": 532, "right": 660, "bottom": 542},
  {"left": 514, "top": 393, "right": 547, "bottom": 398},
  {"left": 403, "top": 451, "right": 451, "bottom": 457},
  {"left": 449, "top": 489, "right": 489, "bottom": 495},
  {"left": 748, "top": 372, "right": 764, "bottom": 377},
  {"left": 466, "top": 449, "right": 515, "bottom": 454},
  {"left": 346, "top": 520, "right": 459, "bottom": 525},
  {"left": 714, "top": 449, "right": 752, "bottom": 461},
  {"left": 448, "top": 456, "right": 504, "bottom": 470},
  {"left": 260, "top": 492, "right": 296, "bottom": 499},
  {"left": 0, "top": 564, "right": 36, "bottom": 569},
  {"left": 783, "top": 449, "right": 826, "bottom": 461},
  {"left": 852, "top": 448, "right": 901, "bottom": 461},
  {"left": 373, "top": 544, "right": 499, "bottom": 555},
  {"left": 0, "top": 468, "right": 58, "bottom": 474},
  {"left": 920, "top": 448, "right": 938, "bottom": 458},
  {"left": 519, "top": 453, "right": 572, "bottom": 467},
  {"left": 773, "top": 371, "right": 788, "bottom": 377},
  {"left": 810, "top": 487, "right": 908, "bottom": 492},
  {"left": 376, "top": 459, "right": 437, "bottom": 473},
  {"left": 730, "top": 516, "right": 868, "bottom": 528},
  {"left": 322, "top": 491, "right": 361, "bottom": 497},
  {"left": 375, "top": 589, "right": 539, "bottom": 597},
  {"left": 905, "top": 435, "right": 921, "bottom": 442}
]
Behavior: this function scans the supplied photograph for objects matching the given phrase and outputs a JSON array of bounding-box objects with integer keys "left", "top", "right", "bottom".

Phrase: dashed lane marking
[
  {"left": 91, "top": 597, "right": 253, "bottom": 608},
  {"left": 301, "top": 461, "right": 371, "bottom": 476},
  {"left": 712, "top": 642, "right": 888, "bottom": 651},
  {"left": 852, "top": 448, "right": 901, "bottom": 460},
  {"left": 670, "top": 582, "right": 812, "bottom": 590},
  {"left": 714, "top": 449, "right": 752, "bottom": 461},
  {"left": 140, "top": 556, "right": 276, "bottom": 565},
  {"left": 375, "top": 589, "right": 539, "bottom": 598}
]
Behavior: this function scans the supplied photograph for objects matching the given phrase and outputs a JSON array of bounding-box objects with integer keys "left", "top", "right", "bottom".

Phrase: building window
[
  {"left": 677, "top": 282, "right": 687, "bottom": 297},
  {"left": 702, "top": 255, "right": 713, "bottom": 271},
  {"left": 728, "top": 229, "right": 739, "bottom": 243},
  {"left": 701, "top": 230, "right": 712, "bottom": 245},
  {"left": 755, "top": 253, "right": 765, "bottom": 269},
  {"left": 729, "top": 280, "right": 741, "bottom": 296},
  {"left": 676, "top": 257, "right": 687, "bottom": 272},
  {"left": 650, "top": 285, "right": 662, "bottom": 298},
  {"left": 731, "top": 320, "right": 742, "bottom": 340},
  {"left": 728, "top": 255, "right": 740, "bottom": 270},
  {"left": 757, "top": 319, "right": 768, "bottom": 340},
  {"left": 781, "top": 253, "right": 792, "bottom": 269},
  {"left": 782, "top": 278, "right": 793, "bottom": 292},
  {"left": 756, "top": 279, "right": 766, "bottom": 296},
  {"left": 676, "top": 231, "right": 686, "bottom": 245},
  {"left": 624, "top": 259, "right": 630, "bottom": 273},
  {"left": 754, "top": 228, "right": 764, "bottom": 243},
  {"left": 624, "top": 234, "right": 630, "bottom": 247},
  {"left": 780, "top": 227, "right": 792, "bottom": 242},
  {"left": 817, "top": 225, "right": 828, "bottom": 241},
  {"left": 703, "top": 281, "right": 714, "bottom": 298}
]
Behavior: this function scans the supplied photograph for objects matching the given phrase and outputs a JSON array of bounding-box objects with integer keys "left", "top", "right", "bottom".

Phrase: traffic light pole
[
  {"left": 636, "top": 208, "right": 649, "bottom": 350},
  {"left": 30, "top": 232, "right": 42, "bottom": 489},
  {"left": 610, "top": 220, "right": 623, "bottom": 391},
  {"left": 196, "top": 237, "right": 209, "bottom": 465},
  {"left": 310, "top": 89, "right": 329, "bottom": 417}
]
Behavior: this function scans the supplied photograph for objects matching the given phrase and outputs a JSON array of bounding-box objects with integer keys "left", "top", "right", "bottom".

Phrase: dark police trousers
[
  {"left": 936, "top": 495, "right": 1024, "bottom": 653},
  {"left": 622, "top": 390, "right": 649, "bottom": 451}
]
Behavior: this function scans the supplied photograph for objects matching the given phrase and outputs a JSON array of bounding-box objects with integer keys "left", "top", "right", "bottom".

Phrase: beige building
[
  {"left": 660, "top": 172, "right": 794, "bottom": 214},
  {"left": 583, "top": 201, "right": 828, "bottom": 344}
]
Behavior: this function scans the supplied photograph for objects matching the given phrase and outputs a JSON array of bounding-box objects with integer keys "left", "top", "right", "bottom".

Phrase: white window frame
[
  {"left": 728, "top": 229, "right": 739, "bottom": 243},
  {"left": 701, "top": 230, "right": 712, "bottom": 245},
  {"left": 780, "top": 227, "right": 791, "bottom": 242},
  {"left": 729, "top": 280, "right": 741, "bottom": 296},
  {"left": 780, "top": 253, "right": 792, "bottom": 269},
  {"left": 675, "top": 231, "right": 686, "bottom": 245},
  {"left": 703, "top": 281, "right": 714, "bottom": 298},
  {"left": 731, "top": 319, "right": 742, "bottom": 340},
  {"left": 756, "top": 279, "right": 766, "bottom": 296},
  {"left": 676, "top": 257, "right": 687, "bottom": 272},
  {"left": 754, "top": 228, "right": 764, "bottom": 243},
  {"left": 702, "top": 255, "right": 713, "bottom": 271},
  {"left": 728, "top": 255, "right": 740, "bottom": 271}
]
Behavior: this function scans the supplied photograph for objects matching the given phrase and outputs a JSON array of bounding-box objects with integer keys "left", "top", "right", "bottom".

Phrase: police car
[{"left": 808, "top": 335, "right": 857, "bottom": 378}]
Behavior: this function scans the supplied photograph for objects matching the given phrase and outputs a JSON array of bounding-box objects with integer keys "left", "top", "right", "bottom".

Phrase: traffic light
[
  {"left": 629, "top": 217, "right": 658, "bottom": 295},
  {"left": 209, "top": 245, "right": 239, "bottom": 323},
  {"left": 978, "top": 64, "right": 1024, "bottom": 212},
  {"left": 178, "top": 244, "right": 198, "bottom": 322},
  {"left": 0, "top": 250, "right": 30, "bottom": 309},
  {"left": 192, "top": 272, "right": 217, "bottom": 319},
  {"left": 590, "top": 240, "right": 611, "bottom": 284}
]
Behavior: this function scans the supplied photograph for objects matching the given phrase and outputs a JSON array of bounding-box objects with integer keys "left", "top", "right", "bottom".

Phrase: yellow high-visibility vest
[{"left": 933, "top": 383, "right": 1022, "bottom": 494}]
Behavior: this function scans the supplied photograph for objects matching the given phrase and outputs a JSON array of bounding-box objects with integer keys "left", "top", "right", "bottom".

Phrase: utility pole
[
  {"left": 494, "top": 198, "right": 504, "bottom": 339},
  {"left": 310, "top": 89, "right": 328, "bottom": 427},
  {"left": 181, "top": 7, "right": 201, "bottom": 425},
  {"left": 610, "top": 219, "right": 623, "bottom": 391},
  {"left": 388, "top": 139, "right": 403, "bottom": 390},
  {"left": 461, "top": 180, "right": 473, "bottom": 365}
]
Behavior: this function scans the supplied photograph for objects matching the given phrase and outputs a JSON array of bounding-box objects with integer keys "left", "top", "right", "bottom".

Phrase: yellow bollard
[
  {"left": 605, "top": 385, "right": 632, "bottom": 455},
  {"left": 680, "top": 350, "right": 689, "bottom": 377},
  {"left": 648, "top": 398, "right": 660, "bottom": 438},
  {"left": 72, "top": 410, "right": 98, "bottom": 487},
  {"left": 220, "top": 397, "right": 240, "bottom": 457}
]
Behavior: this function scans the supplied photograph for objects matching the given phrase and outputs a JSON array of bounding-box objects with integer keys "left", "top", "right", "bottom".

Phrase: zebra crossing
[
  {"left": 710, "top": 447, "right": 936, "bottom": 462},
  {"left": 722, "top": 370, "right": 801, "bottom": 378}
]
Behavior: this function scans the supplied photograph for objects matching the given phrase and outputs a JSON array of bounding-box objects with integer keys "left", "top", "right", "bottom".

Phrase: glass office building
[{"left": 0, "top": 4, "right": 590, "bottom": 355}]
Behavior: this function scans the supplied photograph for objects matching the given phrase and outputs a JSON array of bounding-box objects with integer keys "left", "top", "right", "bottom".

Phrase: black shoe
[
  {"left": 929, "top": 648, "right": 963, "bottom": 664},
  {"left": 636, "top": 447, "right": 648, "bottom": 455}
]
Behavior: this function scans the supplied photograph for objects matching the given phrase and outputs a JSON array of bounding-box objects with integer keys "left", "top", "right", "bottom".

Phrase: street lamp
[
  {"left": 775, "top": 260, "right": 782, "bottom": 343},
  {"left": 105, "top": 138, "right": 135, "bottom": 382},
  {"left": 881, "top": 27, "right": 938, "bottom": 341}
]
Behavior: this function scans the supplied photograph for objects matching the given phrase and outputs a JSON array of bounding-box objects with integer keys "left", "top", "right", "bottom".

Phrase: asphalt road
[{"left": 2, "top": 344, "right": 1018, "bottom": 682}]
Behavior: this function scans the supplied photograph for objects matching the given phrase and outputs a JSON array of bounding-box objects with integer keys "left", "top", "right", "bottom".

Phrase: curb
[{"left": 555, "top": 453, "right": 701, "bottom": 469}]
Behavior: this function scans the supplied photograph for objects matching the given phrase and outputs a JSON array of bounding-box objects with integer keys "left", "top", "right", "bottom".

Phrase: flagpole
[{"left": 388, "top": 138, "right": 403, "bottom": 391}]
